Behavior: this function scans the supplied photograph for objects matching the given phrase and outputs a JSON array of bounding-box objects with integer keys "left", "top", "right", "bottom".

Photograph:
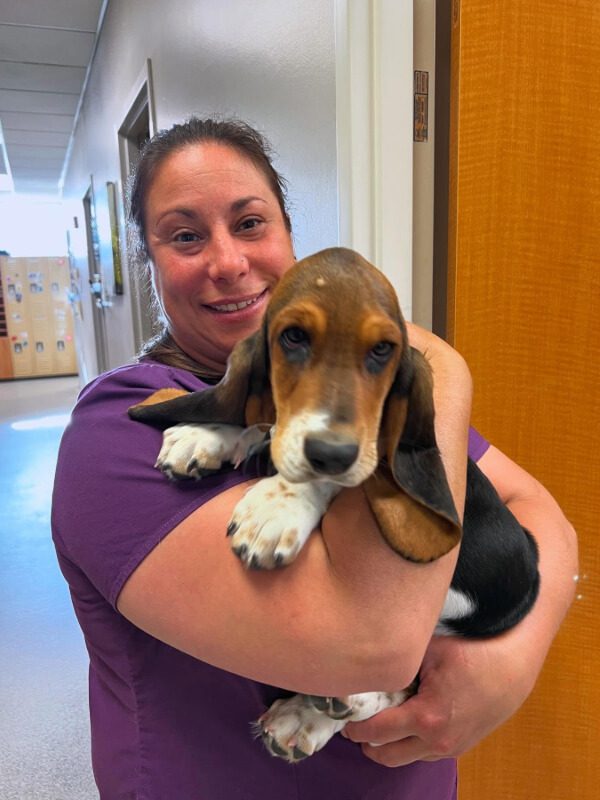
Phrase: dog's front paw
[
  {"left": 156, "top": 423, "right": 245, "bottom": 480},
  {"left": 256, "top": 695, "right": 345, "bottom": 762},
  {"left": 255, "top": 688, "right": 417, "bottom": 761},
  {"left": 227, "top": 477, "right": 337, "bottom": 569}
]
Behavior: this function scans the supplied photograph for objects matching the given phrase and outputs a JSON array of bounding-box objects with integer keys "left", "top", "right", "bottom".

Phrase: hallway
[{"left": 0, "top": 377, "right": 97, "bottom": 799}]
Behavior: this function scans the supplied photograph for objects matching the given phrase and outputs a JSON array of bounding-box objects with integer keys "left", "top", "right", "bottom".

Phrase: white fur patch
[
  {"left": 434, "top": 587, "right": 475, "bottom": 635},
  {"left": 156, "top": 423, "right": 245, "bottom": 478},
  {"left": 228, "top": 477, "right": 339, "bottom": 569}
]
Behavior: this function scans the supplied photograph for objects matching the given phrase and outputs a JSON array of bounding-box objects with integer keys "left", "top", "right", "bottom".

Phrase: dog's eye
[
  {"left": 280, "top": 327, "right": 309, "bottom": 347},
  {"left": 366, "top": 341, "right": 395, "bottom": 373},
  {"left": 279, "top": 327, "right": 310, "bottom": 362}
]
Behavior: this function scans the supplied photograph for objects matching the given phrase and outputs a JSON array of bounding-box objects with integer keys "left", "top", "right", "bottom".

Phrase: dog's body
[{"left": 129, "top": 247, "right": 539, "bottom": 762}]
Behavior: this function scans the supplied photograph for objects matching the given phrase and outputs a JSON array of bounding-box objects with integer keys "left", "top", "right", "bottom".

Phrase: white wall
[{"left": 63, "top": 0, "right": 338, "bottom": 378}]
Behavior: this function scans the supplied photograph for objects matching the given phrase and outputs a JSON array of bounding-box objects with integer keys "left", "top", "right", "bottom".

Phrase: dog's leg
[
  {"left": 227, "top": 478, "right": 339, "bottom": 569},
  {"left": 257, "top": 687, "right": 416, "bottom": 762},
  {"left": 155, "top": 423, "right": 260, "bottom": 480}
]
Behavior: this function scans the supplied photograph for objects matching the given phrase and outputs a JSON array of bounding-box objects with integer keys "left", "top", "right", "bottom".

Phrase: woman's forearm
[
  {"left": 478, "top": 445, "right": 578, "bottom": 683},
  {"left": 504, "top": 488, "right": 578, "bottom": 679}
]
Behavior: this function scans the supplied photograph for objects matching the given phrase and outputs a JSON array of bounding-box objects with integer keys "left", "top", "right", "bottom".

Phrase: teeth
[{"left": 212, "top": 295, "right": 260, "bottom": 312}]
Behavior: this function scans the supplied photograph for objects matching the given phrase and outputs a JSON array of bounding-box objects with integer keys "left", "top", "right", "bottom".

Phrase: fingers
[
  {"left": 342, "top": 698, "right": 460, "bottom": 767},
  {"left": 359, "top": 738, "right": 442, "bottom": 768},
  {"left": 343, "top": 705, "right": 415, "bottom": 747}
]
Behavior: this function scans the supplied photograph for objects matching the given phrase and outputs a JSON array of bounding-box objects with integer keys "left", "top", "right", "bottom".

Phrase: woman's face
[{"left": 145, "top": 142, "right": 295, "bottom": 371}]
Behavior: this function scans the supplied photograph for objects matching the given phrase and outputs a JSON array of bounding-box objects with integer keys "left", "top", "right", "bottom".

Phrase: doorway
[
  {"left": 118, "top": 61, "right": 157, "bottom": 353},
  {"left": 82, "top": 182, "right": 109, "bottom": 374}
]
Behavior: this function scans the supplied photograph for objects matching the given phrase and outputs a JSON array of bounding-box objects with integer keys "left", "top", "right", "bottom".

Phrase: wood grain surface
[{"left": 447, "top": 1, "right": 599, "bottom": 797}]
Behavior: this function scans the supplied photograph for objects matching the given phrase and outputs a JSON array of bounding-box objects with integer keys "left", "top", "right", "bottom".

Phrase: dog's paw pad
[
  {"left": 255, "top": 695, "right": 344, "bottom": 762},
  {"left": 306, "top": 695, "right": 353, "bottom": 719}
]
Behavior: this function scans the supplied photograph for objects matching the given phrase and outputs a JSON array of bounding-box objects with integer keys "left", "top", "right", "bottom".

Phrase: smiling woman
[{"left": 50, "top": 117, "right": 576, "bottom": 800}]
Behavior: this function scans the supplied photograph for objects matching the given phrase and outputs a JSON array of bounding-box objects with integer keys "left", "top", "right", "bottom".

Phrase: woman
[{"left": 52, "top": 118, "right": 577, "bottom": 799}]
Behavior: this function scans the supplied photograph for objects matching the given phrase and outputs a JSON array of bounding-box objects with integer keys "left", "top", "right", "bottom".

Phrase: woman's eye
[
  {"left": 366, "top": 341, "right": 395, "bottom": 373},
  {"left": 174, "top": 231, "right": 200, "bottom": 243},
  {"left": 238, "top": 217, "right": 263, "bottom": 232}
]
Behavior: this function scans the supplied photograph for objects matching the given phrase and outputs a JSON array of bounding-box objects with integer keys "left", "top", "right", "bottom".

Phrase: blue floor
[{"left": 0, "top": 377, "right": 98, "bottom": 800}]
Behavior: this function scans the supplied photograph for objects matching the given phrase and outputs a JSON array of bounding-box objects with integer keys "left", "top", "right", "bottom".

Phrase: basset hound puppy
[{"left": 129, "top": 247, "right": 539, "bottom": 762}]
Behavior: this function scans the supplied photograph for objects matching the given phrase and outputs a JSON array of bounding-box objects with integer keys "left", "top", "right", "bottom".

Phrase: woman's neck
[{"left": 139, "top": 331, "right": 225, "bottom": 383}]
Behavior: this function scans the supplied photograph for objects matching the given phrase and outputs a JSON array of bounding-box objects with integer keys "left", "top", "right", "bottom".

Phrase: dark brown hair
[{"left": 126, "top": 117, "right": 292, "bottom": 375}]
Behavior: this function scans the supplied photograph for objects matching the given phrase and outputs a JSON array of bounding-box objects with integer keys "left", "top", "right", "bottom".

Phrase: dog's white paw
[
  {"left": 155, "top": 423, "right": 245, "bottom": 479},
  {"left": 256, "top": 695, "right": 346, "bottom": 762},
  {"left": 257, "top": 688, "right": 416, "bottom": 762},
  {"left": 227, "top": 477, "right": 337, "bottom": 569}
]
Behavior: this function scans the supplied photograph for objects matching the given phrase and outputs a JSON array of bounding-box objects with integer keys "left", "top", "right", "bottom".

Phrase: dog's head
[{"left": 129, "top": 247, "right": 461, "bottom": 561}]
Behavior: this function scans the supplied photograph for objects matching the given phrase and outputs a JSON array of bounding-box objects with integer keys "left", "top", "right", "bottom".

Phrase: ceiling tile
[
  {"left": 0, "top": 62, "right": 85, "bottom": 94},
  {"left": 0, "top": 89, "right": 80, "bottom": 114},
  {"left": 4, "top": 129, "right": 71, "bottom": 147},
  {"left": 5, "top": 144, "right": 68, "bottom": 160},
  {"left": 9, "top": 154, "right": 66, "bottom": 167},
  {"left": 0, "top": 25, "right": 95, "bottom": 68},
  {"left": 0, "top": 0, "right": 104, "bottom": 32},
  {"left": 0, "top": 111, "right": 74, "bottom": 133}
]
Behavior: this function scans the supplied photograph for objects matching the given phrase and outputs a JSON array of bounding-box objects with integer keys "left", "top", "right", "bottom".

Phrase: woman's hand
[
  {"left": 342, "top": 629, "right": 536, "bottom": 766},
  {"left": 342, "top": 444, "right": 578, "bottom": 766}
]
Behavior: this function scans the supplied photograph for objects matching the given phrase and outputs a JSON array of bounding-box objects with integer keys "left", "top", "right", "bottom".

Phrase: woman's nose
[{"left": 205, "top": 234, "right": 249, "bottom": 284}]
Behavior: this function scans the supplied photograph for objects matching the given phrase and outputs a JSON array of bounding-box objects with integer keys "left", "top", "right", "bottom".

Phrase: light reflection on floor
[{"left": 0, "top": 377, "right": 98, "bottom": 800}]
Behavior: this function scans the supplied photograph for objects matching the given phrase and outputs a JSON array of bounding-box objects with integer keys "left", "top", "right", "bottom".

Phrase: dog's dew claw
[{"left": 226, "top": 521, "right": 238, "bottom": 537}]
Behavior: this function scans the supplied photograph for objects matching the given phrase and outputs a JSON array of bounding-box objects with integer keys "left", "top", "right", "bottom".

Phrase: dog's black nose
[{"left": 304, "top": 437, "right": 359, "bottom": 475}]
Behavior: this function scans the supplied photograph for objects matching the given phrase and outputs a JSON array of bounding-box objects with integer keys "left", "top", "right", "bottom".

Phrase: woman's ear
[
  {"left": 364, "top": 347, "right": 462, "bottom": 562},
  {"left": 128, "top": 323, "right": 274, "bottom": 428}
]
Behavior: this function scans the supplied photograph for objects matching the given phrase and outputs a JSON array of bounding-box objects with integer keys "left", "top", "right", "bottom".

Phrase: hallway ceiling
[{"left": 0, "top": 0, "right": 106, "bottom": 196}]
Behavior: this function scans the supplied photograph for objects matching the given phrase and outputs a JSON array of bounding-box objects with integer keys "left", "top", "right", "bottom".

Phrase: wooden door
[{"left": 446, "top": 2, "right": 599, "bottom": 798}]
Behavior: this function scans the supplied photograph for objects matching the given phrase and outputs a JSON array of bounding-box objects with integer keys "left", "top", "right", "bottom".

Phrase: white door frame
[
  {"left": 335, "top": 0, "right": 415, "bottom": 318},
  {"left": 336, "top": 0, "right": 437, "bottom": 329}
]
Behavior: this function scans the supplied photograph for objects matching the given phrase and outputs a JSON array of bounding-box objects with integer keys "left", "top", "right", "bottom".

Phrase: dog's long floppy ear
[
  {"left": 364, "top": 347, "right": 461, "bottom": 562},
  {"left": 127, "top": 325, "right": 274, "bottom": 428}
]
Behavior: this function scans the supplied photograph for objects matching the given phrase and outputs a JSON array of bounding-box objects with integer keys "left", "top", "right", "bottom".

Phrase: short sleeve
[
  {"left": 51, "top": 363, "right": 258, "bottom": 608},
  {"left": 468, "top": 426, "right": 490, "bottom": 462}
]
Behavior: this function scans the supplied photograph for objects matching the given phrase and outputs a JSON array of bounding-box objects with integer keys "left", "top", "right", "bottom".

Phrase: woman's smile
[{"left": 203, "top": 287, "right": 269, "bottom": 314}]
